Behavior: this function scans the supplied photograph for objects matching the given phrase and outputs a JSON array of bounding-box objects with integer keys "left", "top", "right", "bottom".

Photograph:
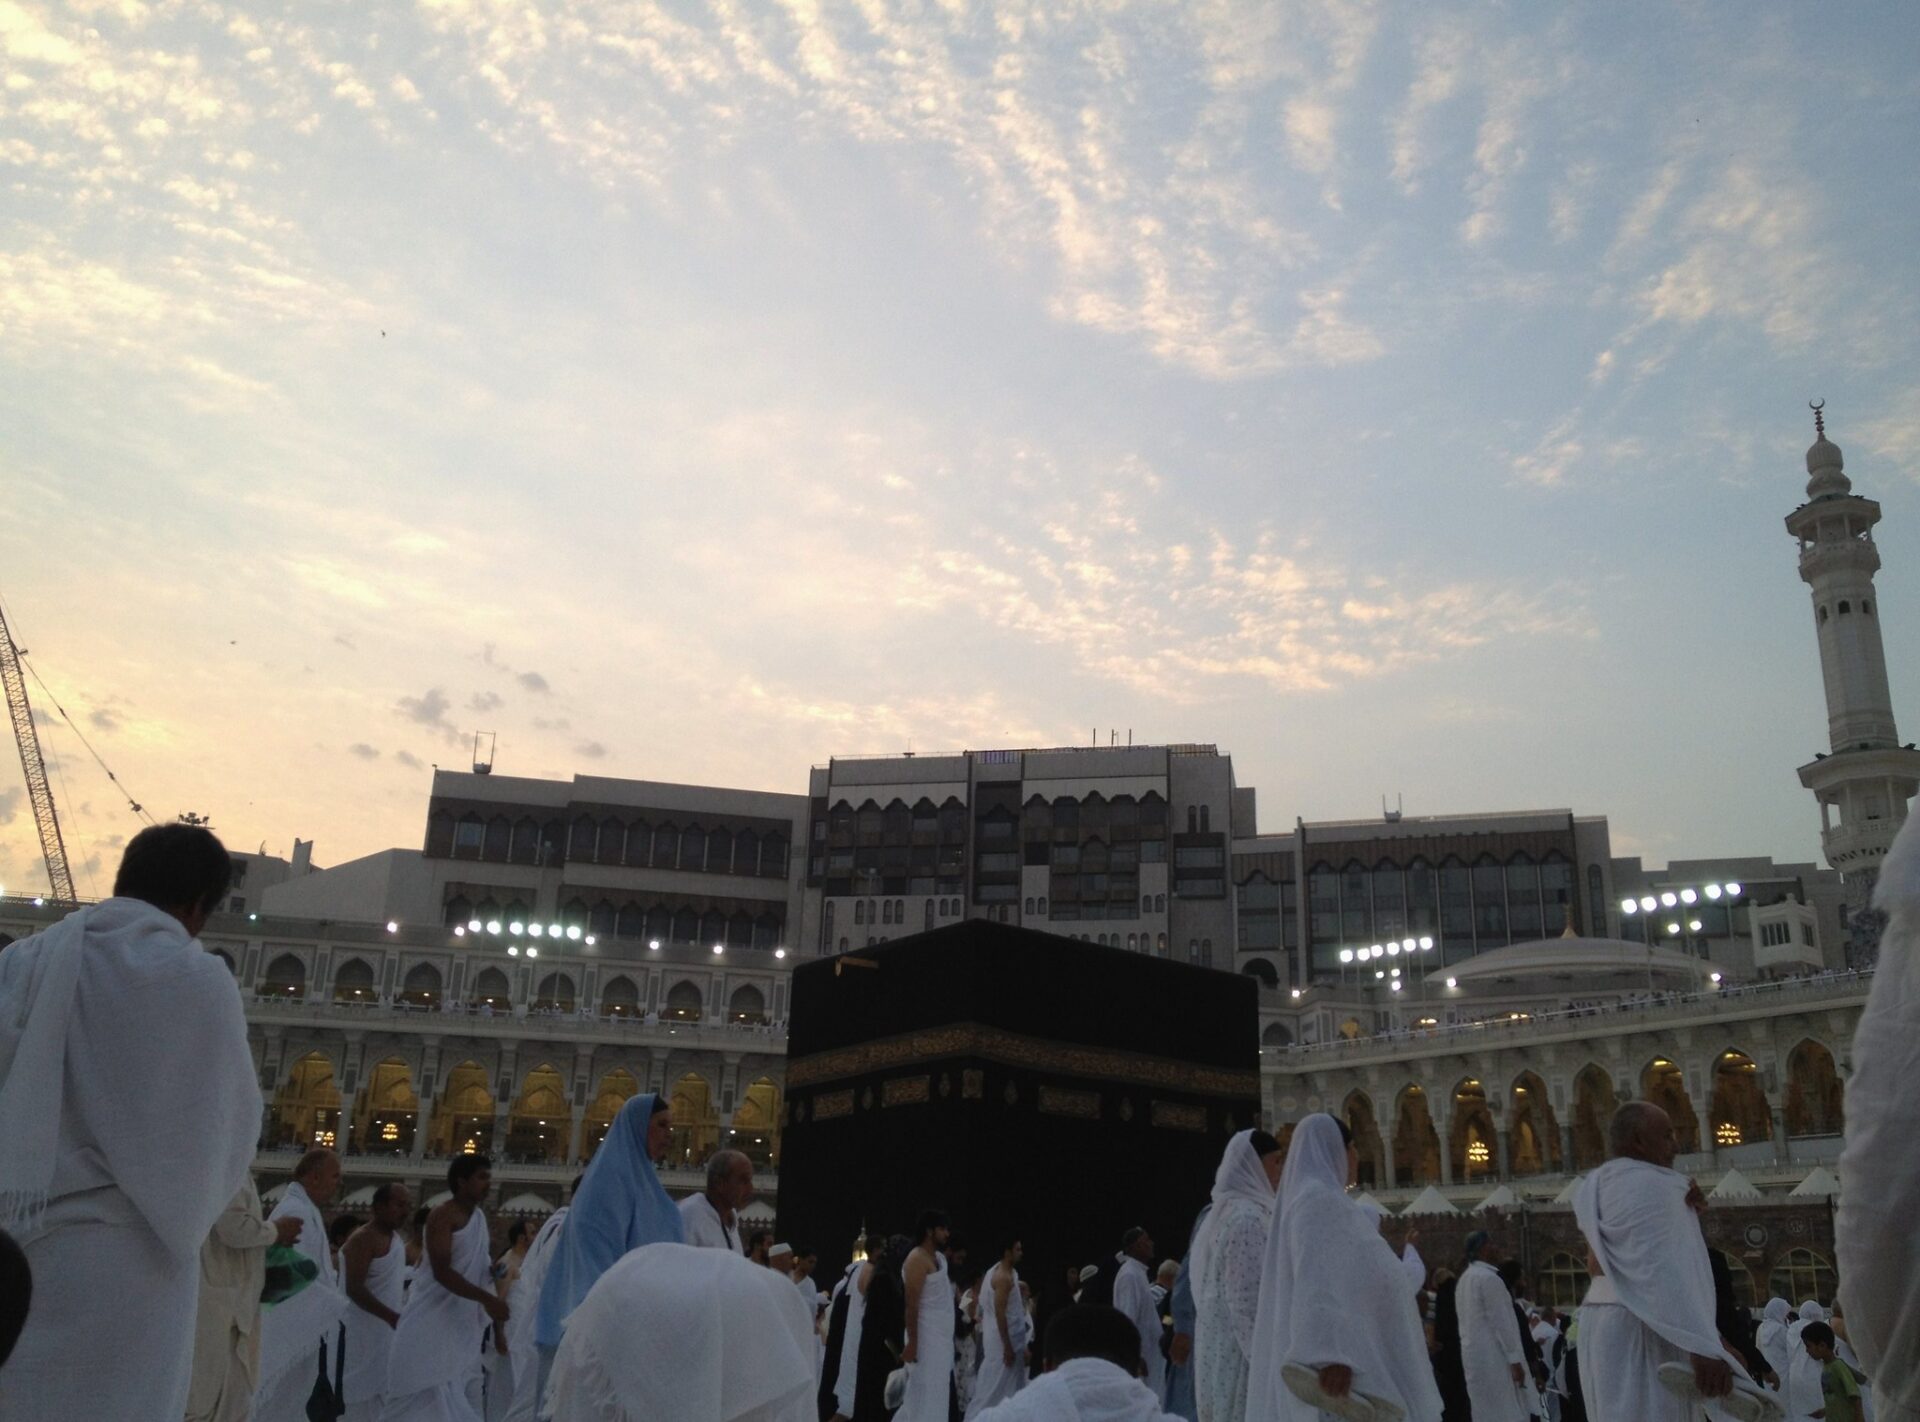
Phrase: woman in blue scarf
[{"left": 534, "top": 1093, "right": 685, "bottom": 1390}]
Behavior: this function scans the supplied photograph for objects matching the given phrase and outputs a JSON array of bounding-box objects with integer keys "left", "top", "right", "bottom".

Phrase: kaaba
[{"left": 776, "top": 920, "right": 1260, "bottom": 1303}]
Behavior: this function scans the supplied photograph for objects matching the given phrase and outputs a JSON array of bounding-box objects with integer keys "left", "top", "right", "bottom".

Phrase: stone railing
[
  {"left": 244, "top": 994, "right": 788, "bottom": 1052},
  {"left": 1278, "top": 970, "right": 1872, "bottom": 1064}
]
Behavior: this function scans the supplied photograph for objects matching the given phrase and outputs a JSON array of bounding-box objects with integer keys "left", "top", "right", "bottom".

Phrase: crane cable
[{"left": 0, "top": 591, "right": 157, "bottom": 828}]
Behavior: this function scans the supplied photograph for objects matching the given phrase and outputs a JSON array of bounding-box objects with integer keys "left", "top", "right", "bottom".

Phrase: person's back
[
  {"left": 0, "top": 825, "right": 259, "bottom": 1422},
  {"left": 971, "top": 1304, "right": 1180, "bottom": 1422}
]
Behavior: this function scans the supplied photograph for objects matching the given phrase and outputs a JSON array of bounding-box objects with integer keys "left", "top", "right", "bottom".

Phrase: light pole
[{"left": 1620, "top": 881, "right": 1742, "bottom": 992}]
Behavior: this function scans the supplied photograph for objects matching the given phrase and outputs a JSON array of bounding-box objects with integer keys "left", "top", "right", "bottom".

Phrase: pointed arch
[
  {"left": 533, "top": 972, "right": 576, "bottom": 1012},
  {"left": 599, "top": 974, "right": 640, "bottom": 1018},
  {"left": 399, "top": 961, "right": 442, "bottom": 1009},
  {"left": 1571, "top": 1064, "right": 1616, "bottom": 1171},
  {"left": 471, "top": 966, "right": 511, "bottom": 1011},
  {"left": 269, "top": 1050, "right": 340, "bottom": 1149},
  {"left": 351, "top": 1056, "right": 419, "bottom": 1154},
  {"left": 581, "top": 1068, "right": 640, "bottom": 1160},
  {"left": 728, "top": 983, "right": 767, "bottom": 1024},
  {"left": 1450, "top": 1077, "right": 1497, "bottom": 1182},
  {"left": 1393, "top": 1084, "right": 1442, "bottom": 1186},
  {"left": 262, "top": 953, "right": 307, "bottom": 999},
  {"left": 332, "top": 957, "right": 375, "bottom": 1002},
  {"left": 732, "top": 1076, "right": 783, "bottom": 1167},
  {"left": 507, "top": 1064, "right": 568, "bottom": 1163},
  {"left": 1509, "top": 1070, "right": 1561, "bottom": 1175},
  {"left": 1344, "top": 1090, "right": 1385, "bottom": 1188},
  {"left": 1785, "top": 1039, "right": 1844, "bottom": 1136},
  {"left": 667, "top": 1071, "right": 719, "bottom": 1167},
  {"left": 427, "top": 1060, "right": 496, "bottom": 1158},
  {"left": 664, "top": 979, "right": 703, "bottom": 1022},
  {"left": 1709, "top": 1049, "right": 1771, "bottom": 1148},
  {"left": 1641, "top": 1056, "right": 1700, "bottom": 1154}
]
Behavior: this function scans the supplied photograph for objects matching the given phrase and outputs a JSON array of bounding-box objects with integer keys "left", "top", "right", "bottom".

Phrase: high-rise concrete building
[{"left": 1787, "top": 406, "right": 1920, "bottom": 964}]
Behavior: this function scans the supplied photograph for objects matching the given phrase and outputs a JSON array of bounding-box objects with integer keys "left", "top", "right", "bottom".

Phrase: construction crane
[{"left": 0, "top": 600, "right": 76, "bottom": 902}]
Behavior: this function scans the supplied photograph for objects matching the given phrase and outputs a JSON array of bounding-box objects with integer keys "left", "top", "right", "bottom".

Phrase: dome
[
  {"left": 1805, "top": 410, "right": 1850, "bottom": 498},
  {"left": 1442, "top": 934, "right": 1712, "bottom": 987}
]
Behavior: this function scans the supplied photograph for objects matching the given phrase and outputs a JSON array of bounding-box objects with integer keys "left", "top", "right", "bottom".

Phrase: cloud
[
  {"left": 516, "top": 671, "right": 551, "bottom": 694},
  {"left": 395, "top": 750, "right": 426, "bottom": 771},
  {"left": 0, "top": 788, "right": 20, "bottom": 826},
  {"left": 574, "top": 740, "right": 609, "bottom": 760},
  {"left": 347, "top": 742, "right": 381, "bottom": 759},
  {"left": 395, "top": 687, "right": 456, "bottom": 739},
  {"left": 87, "top": 708, "right": 121, "bottom": 733},
  {"left": 468, "top": 691, "right": 503, "bottom": 713},
  {"left": 532, "top": 716, "right": 571, "bottom": 732},
  {"left": 1509, "top": 415, "right": 1585, "bottom": 489}
]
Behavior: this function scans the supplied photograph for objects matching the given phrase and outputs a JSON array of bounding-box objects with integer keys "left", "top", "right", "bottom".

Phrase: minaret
[{"left": 1787, "top": 402, "right": 1920, "bottom": 965}]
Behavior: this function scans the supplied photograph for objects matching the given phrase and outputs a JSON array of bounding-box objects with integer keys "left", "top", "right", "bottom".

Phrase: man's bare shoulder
[{"left": 344, "top": 1224, "right": 393, "bottom": 1261}]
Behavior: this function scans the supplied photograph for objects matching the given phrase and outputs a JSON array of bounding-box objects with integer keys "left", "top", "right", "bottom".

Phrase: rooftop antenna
[
  {"left": 1382, "top": 794, "right": 1403, "bottom": 824},
  {"left": 472, "top": 731, "right": 496, "bottom": 775},
  {"left": 1810, "top": 398, "right": 1826, "bottom": 439}
]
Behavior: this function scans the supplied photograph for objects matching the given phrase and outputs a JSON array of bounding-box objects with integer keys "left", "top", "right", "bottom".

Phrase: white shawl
[
  {"left": 1755, "top": 1298, "right": 1793, "bottom": 1379},
  {"left": 1245, "top": 1114, "right": 1444, "bottom": 1422},
  {"left": 970, "top": 1357, "right": 1182, "bottom": 1422},
  {"left": 1572, "top": 1158, "right": 1728, "bottom": 1361},
  {"left": 547, "top": 1243, "right": 816, "bottom": 1422},
  {"left": 1189, "top": 1129, "right": 1275, "bottom": 1308},
  {"left": 387, "top": 1203, "right": 494, "bottom": 1398},
  {"left": 1839, "top": 808, "right": 1920, "bottom": 1421},
  {"left": 0, "top": 898, "right": 258, "bottom": 1258},
  {"left": 502, "top": 1207, "right": 569, "bottom": 1422}
]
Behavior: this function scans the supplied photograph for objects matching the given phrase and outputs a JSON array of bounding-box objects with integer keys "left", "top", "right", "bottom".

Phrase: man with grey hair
[
  {"left": 1573, "top": 1101, "right": 1757, "bottom": 1421},
  {"left": 678, "top": 1149, "right": 752, "bottom": 1253}
]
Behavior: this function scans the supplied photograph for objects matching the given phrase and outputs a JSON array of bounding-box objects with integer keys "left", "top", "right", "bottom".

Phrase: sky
[{"left": 3, "top": 0, "right": 1919, "bottom": 898}]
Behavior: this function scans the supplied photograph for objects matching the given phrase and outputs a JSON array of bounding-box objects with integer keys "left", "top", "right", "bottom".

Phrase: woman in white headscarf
[
  {"left": 546, "top": 1242, "right": 817, "bottom": 1422},
  {"left": 1754, "top": 1299, "right": 1793, "bottom": 1387},
  {"left": 1245, "top": 1114, "right": 1443, "bottom": 1421},
  {"left": 1189, "top": 1128, "right": 1281, "bottom": 1422},
  {"left": 1783, "top": 1302, "right": 1829, "bottom": 1422}
]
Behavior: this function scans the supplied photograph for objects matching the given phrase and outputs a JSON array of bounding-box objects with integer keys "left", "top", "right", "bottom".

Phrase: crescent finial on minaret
[{"left": 1810, "top": 398, "right": 1826, "bottom": 439}]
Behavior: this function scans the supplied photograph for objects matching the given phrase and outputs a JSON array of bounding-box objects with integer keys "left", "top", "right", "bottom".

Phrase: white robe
[
  {"left": 1573, "top": 1157, "right": 1751, "bottom": 1422},
  {"left": 381, "top": 1205, "right": 493, "bottom": 1422},
  {"left": 1839, "top": 812, "right": 1920, "bottom": 1422},
  {"left": 258, "top": 1180, "right": 351, "bottom": 1421},
  {"left": 1192, "top": 1199, "right": 1267, "bottom": 1422},
  {"left": 1459, "top": 1260, "right": 1530, "bottom": 1422},
  {"left": 971, "top": 1357, "right": 1183, "bottom": 1422},
  {"left": 966, "top": 1262, "right": 1030, "bottom": 1418},
  {"left": 899, "top": 1249, "right": 957, "bottom": 1422},
  {"left": 1112, "top": 1256, "right": 1166, "bottom": 1400},
  {"left": 0, "top": 898, "right": 259, "bottom": 1422},
  {"left": 1245, "top": 1114, "right": 1443, "bottom": 1422},
  {"left": 187, "top": 1179, "right": 280, "bottom": 1422},
  {"left": 342, "top": 1229, "right": 410, "bottom": 1422},
  {"left": 832, "top": 1261, "right": 870, "bottom": 1418},
  {"left": 678, "top": 1192, "right": 742, "bottom": 1252},
  {"left": 500, "top": 1208, "right": 567, "bottom": 1422}
]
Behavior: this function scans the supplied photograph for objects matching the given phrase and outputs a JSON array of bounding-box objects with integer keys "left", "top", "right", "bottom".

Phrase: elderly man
[
  {"left": 0, "top": 824, "right": 259, "bottom": 1422},
  {"left": 1573, "top": 1102, "right": 1752, "bottom": 1421},
  {"left": 1838, "top": 813, "right": 1920, "bottom": 1422},
  {"left": 258, "top": 1146, "right": 348, "bottom": 1420},
  {"left": 1111, "top": 1227, "right": 1165, "bottom": 1400},
  {"left": 679, "top": 1150, "right": 752, "bottom": 1253}
]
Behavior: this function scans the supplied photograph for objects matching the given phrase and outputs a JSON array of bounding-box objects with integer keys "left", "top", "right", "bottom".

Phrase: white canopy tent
[
  {"left": 1403, "top": 1185, "right": 1460, "bottom": 1216},
  {"left": 1708, "top": 1168, "right": 1762, "bottom": 1201}
]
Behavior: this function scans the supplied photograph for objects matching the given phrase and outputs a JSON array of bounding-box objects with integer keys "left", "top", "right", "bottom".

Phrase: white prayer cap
[
  {"left": 1078, "top": 1265, "right": 1101, "bottom": 1284},
  {"left": 769, "top": 1242, "right": 793, "bottom": 1259}
]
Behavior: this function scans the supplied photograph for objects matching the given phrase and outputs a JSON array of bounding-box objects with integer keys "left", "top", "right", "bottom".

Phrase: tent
[
  {"left": 425, "top": 1190, "right": 452, "bottom": 1208},
  {"left": 340, "top": 1185, "right": 380, "bottom": 1208},
  {"left": 1403, "top": 1186, "right": 1460, "bottom": 1216},
  {"left": 1552, "top": 1175, "right": 1584, "bottom": 1204},
  {"left": 1475, "top": 1184, "right": 1518, "bottom": 1212},
  {"left": 499, "top": 1192, "right": 557, "bottom": 1216},
  {"left": 1352, "top": 1191, "right": 1390, "bottom": 1216},
  {"left": 1708, "top": 1168, "right": 1762, "bottom": 1201},
  {"left": 261, "top": 1182, "right": 291, "bottom": 1205},
  {"left": 1789, "top": 1166, "right": 1840, "bottom": 1198}
]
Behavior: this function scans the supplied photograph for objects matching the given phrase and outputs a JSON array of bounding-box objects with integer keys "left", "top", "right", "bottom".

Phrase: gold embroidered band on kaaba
[{"left": 786, "top": 1022, "right": 1258, "bottom": 1099}]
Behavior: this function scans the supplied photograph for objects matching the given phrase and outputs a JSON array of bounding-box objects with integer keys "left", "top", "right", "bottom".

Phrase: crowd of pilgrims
[{"left": 0, "top": 822, "right": 1913, "bottom": 1422}]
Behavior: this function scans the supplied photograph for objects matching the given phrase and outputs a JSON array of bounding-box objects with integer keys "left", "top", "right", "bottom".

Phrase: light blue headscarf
[{"left": 535, "top": 1091, "right": 686, "bottom": 1347}]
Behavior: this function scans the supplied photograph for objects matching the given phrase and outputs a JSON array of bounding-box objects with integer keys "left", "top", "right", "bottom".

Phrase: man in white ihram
[
  {"left": 679, "top": 1149, "right": 752, "bottom": 1253},
  {"left": 1838, "top": 810, "right": 1920, "bottom": 1422},
  {"left": 900, "top": 1210, "right": 957, "bottom": 1422},
  {"left": 382, "top": 1154, "right": 508, "bottom": 1421},
  {"left": 965, "top": 1234, "right": 1031, "bottom": 1417},
  {"left": 257, "top": 1146, "right": 349, "bottom": 1419},
  {"left": 338, "top": 1183, "right": 414, "bottom": 1422},
  {"left": 0, "top": 824, "right": 259, "bottom": 1422},
  {"left": 1574, "top": 1101, "right": 1767, "bottom": 1422},
  {"left": 1111, "top": 1227, "right": 1166, "bottom": 1402},
  {"left": 1458, "top": 1232, "right": 1530, "bottom": 1422}
]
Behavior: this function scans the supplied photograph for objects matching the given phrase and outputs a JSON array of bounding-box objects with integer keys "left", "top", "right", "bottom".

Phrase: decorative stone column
[
  {"left": 1772, "top": 1106, "right": 1790, "bottom": 1166},
  {"left": 1560, "top": 1124, "right": 1576, "bottom": 1174},
  {"left": 1496, "top": 1127, "right": 1512, "bottom": 1183}
]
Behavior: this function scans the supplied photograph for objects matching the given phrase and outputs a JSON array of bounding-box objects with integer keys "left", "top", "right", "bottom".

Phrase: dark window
[
  {"left": 680, "top": 826, "right": 707, "bottom": 873},
  {"left": 625, "top": 819, "right": 651, "bottom": 867},
  {"left": 733, "top": 829, "right": 758, "bottom": 875},
  {"left": 706, "top": 826, "right": 733, "bottom": 873},
  {"left": 598, "top": 819, "right": 627, "bottom": 866},
  {"left": 483, "top": 816, "right": 510, "bottom": 861},
  {"left": 510, "top": 817, "right": 539, "bottom": 864},
  {"left": 652, "top": 824, "right": 678, "bottom": 869},
  {"left": 1839, "top": 600, "right": 1851, "bottom": 614},
  {"left": 645, "top": 906, "right": 672, "bottom": 943},
  {"left": 1586, "top": 865, "right": 1605, "bottom": 936},
  {"left": 569, "top": 816, "right": 597, "bottom": 862},
  {"left": 455, "top": 813, "right": 484, "bottom": 857},
  {"left": 426, "top": 810, "right": 456, "bottom": 857}
]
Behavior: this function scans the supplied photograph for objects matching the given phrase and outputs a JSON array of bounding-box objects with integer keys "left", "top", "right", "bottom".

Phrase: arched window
[
  {"left": 590, "top": 900, "right": 618, "bottom": 937},
  {"left": 645, "top": 905, "right": 672, "bottom": 943},
  {"left": 671, "top": 907, "right": 698, "bottom": 942},
  {"left": 1767, "top": 1248, "right": 1836, "bottom": 1307},
  {"left": 728, "top": 910, "right": 755, "bottom": 948},
  {"left": 1838, "top": 600, "right": 1851, "bottom": 615},
  {"left": 1200, "top": 937, "right": 1213, "bottom": 966},
  {"left": 1261, "top": 1021, "right": 1293, "bottom": 1048},
  {"left": 400, "top": 961, "right": 442, "bottom": 1009},
  {"left": 1818, "top": 606, "right": 1829, "bottom": 623},
  {"left": 333, "top": 958, "right": 375, "bottom": 1001},
  {"left": 597, "top": 818, "right": 627, "bottom": 866},
  {"left": 1037, "top": 896, "right": 1048, "bottom": 915},
  {"left": 1187, "top": 806, "right": 1198, "bottom": 832},
  {"left": 454, "top": 812, "right": 484, "bottom": 858},
  {"left": 679, "top": 825, "right": 707, "bottom": 873},
  {"left": 1024, "top": 897, "right": 1034, "bottom": 915},
  {"left": 624, "top": 819, "right": 651, "bottom": 867},
  {"left": 729, "top": 984, "right": 767, "bottom": 1024},
  {"left": 529, "top": 971, "right": 572, "bottom": 1013},
  {"left": 263, "top": 953, "right": 307, "bottom": 999},
  {"left": 881, "top": 901, "right": 893, "bottom": 925},
  {"left": 664, "top": 981, "right": 703, "bottom": 1022},
  {"left": 615, "top": 903, "right": 643, "bottom": 939},
  {"left": 1141, "top": 894, "right": 1151, "bottom": 913},
  {"left": 760, "top": 835, "right": 786, "bottom": 876},
  {"left": 652, "top": 823, "right": 679, "bottom": 869},
  {"left": 471, "top": 966, "right": 511, "bottom": 1010},
  {"left": 426, "top": 809, "right": 456, "bottom": 857},
  {"left": 1714, "top": 1249, "right": 1758, "bottom": 1309},
  {"left": 510, "top": 816, "right": 539, "bottom": 864},
  {"left": 925, "top": 900, "right": 935, "bottom": 930},
  {"left": 483, "top": 816, "right": 510, "bottom": 860},
  {"left": 699, "top": 909, "right": 725, "bottom": 945},
  {"left": 854, "top": 901, "right": 866, "bottom": 926},
  {"left": 1241, "top": 958, "right": 1278, "bottom": 988},
  {"left": 733, "top": 829, "right": 758, "bottom": 875},
  {"left": 1154, "top": 893, "right": 1166, "bottom": 913},
  {"left": 443, "top": 895, "right": 472, "bottom": 928},
  {"left": 1156, "top": 933, "right": 1167, "bottom": 953},
  {"left": 1199, "top": 805, "right": 1210, "bottom": 832},
  {"left": 561, "top": 897, "right": 589, "bottom": 931},
  {"left": 569, "top": 815, "right": 597, "bottom": 862},
  {"left": 838, "top": 937, "right": 849, "bottom": 951}
]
